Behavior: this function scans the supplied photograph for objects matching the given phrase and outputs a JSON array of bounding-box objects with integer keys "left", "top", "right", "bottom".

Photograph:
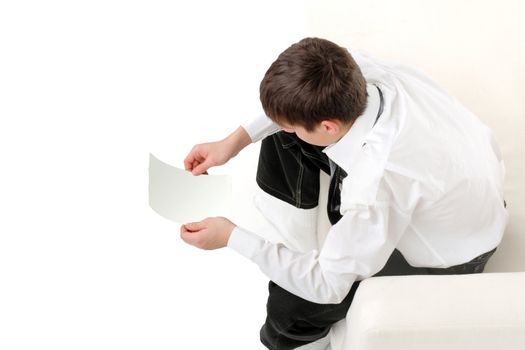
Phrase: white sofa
[
  {"left": 330, "top": 272, "right": 525, "bottom": 349},
  {"left": 315, "top": 170, "right": 525, "bottom": 349},
  {"left": 301, "top": 2, "right": 525, "bottom": 348}
]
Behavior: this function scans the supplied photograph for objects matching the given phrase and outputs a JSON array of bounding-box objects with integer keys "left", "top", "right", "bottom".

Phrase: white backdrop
[{"left": 0, "top": 1, "right": 305, "bottom": 349}]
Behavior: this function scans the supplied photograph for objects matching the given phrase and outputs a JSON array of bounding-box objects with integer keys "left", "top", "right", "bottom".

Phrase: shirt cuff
[
  {"left": 227, "top": 226, "right": 265, "bottom": 260},
  {"left": 241, "top": 114, "right": 281, "bottom": 143}
]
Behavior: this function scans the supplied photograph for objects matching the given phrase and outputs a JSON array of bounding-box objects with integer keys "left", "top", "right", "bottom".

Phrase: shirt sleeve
[
  {"left": 241, "top": 114, "right": 281, "bottom": 143},
  {"left": 227, "top": 189, "right": 412, "bottom": 304}
]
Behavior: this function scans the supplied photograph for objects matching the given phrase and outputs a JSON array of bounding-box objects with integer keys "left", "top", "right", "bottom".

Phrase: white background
[
  {"left": 0, "top": 1, "right": 305, "bottom": 349},
  {"left": 2, "top": 1, "right": 524, "bottom": 349}
]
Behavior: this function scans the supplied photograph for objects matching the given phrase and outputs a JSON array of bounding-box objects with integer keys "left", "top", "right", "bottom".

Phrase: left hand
[{"left": 180, "top": 217, "right": 236, "bottom": 250}]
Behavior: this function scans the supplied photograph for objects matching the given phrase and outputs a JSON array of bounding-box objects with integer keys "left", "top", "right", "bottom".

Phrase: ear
[{"left": 320, "top": 120, "right": 342, "bottom": 135}]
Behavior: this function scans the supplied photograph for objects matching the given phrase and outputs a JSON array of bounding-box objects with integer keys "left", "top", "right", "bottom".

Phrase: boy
[{"left": 181, "top": 38, "right": 507, "bottom": 350}]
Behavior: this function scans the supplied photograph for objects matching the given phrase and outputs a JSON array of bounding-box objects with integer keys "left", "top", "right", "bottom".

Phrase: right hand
[
  {"left": 184, "top": 140, "right": 234, "bottom": 175},
  {"left": 184, "top": 126, "right": 252, "bottom": 175}
]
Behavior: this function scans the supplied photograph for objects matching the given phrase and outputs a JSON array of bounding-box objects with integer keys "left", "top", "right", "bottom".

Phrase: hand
[
  {"left": 184, "top": 126, "right": 251, "bottom": 175},
  {"left": 180, "top": 217, "right": 236, "bottom": 250},
  {"left": 184, "top": 140, "right": 233, "bottom": 176}
]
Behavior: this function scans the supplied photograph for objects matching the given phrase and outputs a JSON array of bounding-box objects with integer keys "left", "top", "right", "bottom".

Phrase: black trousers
[{"left": 256, "top": 131, "right": 496, "bottom": 350}]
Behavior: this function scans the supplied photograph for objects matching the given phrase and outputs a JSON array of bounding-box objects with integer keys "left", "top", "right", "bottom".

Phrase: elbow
[
  {"left": 328, "top": 285, "right": 353, "bottom": 304},
  {"left": 313, "top": 274, "right": 356, "bottom": 304},
  {"left": 314, "top": 260, "right": 357, "bottom": 304},
  {"left": 313, "top": 285, "right": 352, "bottom": 304}
]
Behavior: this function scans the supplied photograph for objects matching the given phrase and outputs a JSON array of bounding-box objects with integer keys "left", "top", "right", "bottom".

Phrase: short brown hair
[{"left": 260, "top": 37, "right": 368, "bottom": 131}]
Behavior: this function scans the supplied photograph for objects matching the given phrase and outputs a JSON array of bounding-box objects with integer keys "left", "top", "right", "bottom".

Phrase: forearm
[
  {"left": 227, "top": 226, "right": 355, "bottom": 304},
  {"left": 223, "top": 126, "right": 252, "bottom": 157}
]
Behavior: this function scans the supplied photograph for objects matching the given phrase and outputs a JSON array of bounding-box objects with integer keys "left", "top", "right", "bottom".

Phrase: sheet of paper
[{"left": 148, "top": 153, "right": 232, "bottom": 223}]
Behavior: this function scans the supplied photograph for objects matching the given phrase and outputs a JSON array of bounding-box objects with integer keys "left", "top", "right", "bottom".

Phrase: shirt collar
[{"left": 323, "top": 84, "right": 381, "bottom": 173}]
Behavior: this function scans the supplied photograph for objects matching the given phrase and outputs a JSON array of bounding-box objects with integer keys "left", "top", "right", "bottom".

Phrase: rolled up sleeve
[{"left": 241, "top": 114, "right": 281, "bottom": 143}]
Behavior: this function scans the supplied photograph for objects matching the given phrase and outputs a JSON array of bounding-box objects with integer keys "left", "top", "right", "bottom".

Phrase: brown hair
[{"left": 260, "top": 37, "right": 368, "bottom": 131}]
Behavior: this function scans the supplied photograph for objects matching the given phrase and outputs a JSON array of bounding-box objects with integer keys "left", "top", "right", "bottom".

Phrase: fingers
[
  {"left": 180, "top": 224, "right": 199, "bottom": 246},
  {"left": 184, "top": 145, "right": 211, "bottom": 175},
  {"left": 184, "top": 145, "right": 203, "bottom": 171},
  {"left": 180, "top": 218, "right": 233, "bottom": 250},
  {"left": 183, "top": 150, "right": 196, "bottom": 171},
  {"left": 180, "top": 219, "right": 210, "bottom": 248}
]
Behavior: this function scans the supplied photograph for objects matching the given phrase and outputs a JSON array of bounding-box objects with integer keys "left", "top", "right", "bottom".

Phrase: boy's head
[{"left": 260, "top": 38, "right": 368, "bottom": 139}]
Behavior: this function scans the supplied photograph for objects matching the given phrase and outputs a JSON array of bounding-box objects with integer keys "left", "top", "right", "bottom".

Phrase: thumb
[
  {"left": 192, "top": 161, "right": 211, "bottom": 175},
  {"left": 184, "top": 220, "right": 206, "bottom": 232}
]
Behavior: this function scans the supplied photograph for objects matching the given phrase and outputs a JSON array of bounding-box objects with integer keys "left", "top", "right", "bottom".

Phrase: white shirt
[{"left": 228, "top": 51, "right": 508, "bottom": 304}]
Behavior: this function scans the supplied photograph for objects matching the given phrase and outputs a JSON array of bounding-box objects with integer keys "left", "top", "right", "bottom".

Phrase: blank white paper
[{"left": 148, "top": 153, "right": 232, "bottom": 223}]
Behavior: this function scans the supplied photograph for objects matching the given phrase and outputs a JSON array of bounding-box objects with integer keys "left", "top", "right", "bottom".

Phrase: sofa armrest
[{"left": 329, "top": 272, "right": 525, "bottom": 350}]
